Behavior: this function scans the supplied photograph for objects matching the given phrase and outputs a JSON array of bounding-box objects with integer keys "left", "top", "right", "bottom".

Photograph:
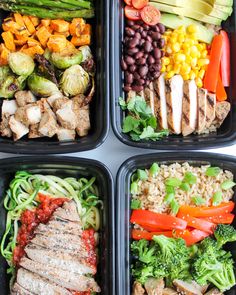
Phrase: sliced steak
[
  {"left": 20, "top": 257, "right": 100, "bottom": 292},
  {"left": 205, "top": 92, "right": 216, "bottom": 128},
  {"left": 197, "top": 88, "right": 207, "bottom": 133},
  {"left": 11, "top": 282, "right": 35, "bottom": 295},
  {"left": 154, "top": 74, "right": 168, "bottom": 130},
  {"left": 182, "top": 80, "right": 198, "bottom": 136},
  {"left": 144, "top": 278, "right": 165, "bottom": 295},
  {"left": 165, "top": 75, "right": 184, "bottom": 134},
  {"left": 16, "top": 268, "right": 72, "bottom": 295}
]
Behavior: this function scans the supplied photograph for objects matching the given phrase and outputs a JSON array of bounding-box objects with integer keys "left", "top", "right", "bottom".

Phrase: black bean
[
  {"left": 125, "top": 27, "right": 135, "bottom": 37},
  {"left": 140, "top": 39, "right": 145, "bottom": 46},
  {"left": 151, "top": 32, "right": 161, "bottom": 41},
  {"left": 124, "top": 85, "right": 132, "bottom": 92},
  {"left": 141, "top": 31, "right": 147, "bottom": 38},
  {"left": 127, "top": 48, "right": 139, "bottom": 56},
  {"left": 121, "top": 59, "right": 128, "bottom": 70},
  {"left": 138, "top": 26, "right": 144, "bottom": 33},
  {"left": 136, "top": 57, "right": 146, "bottom": 65},
  {"left": 132, "top": 85, "right": 144, "bottom": 92},
  {"left": 161, "top": 50, "right": 165, "bottom": 57},
  {"left": 146, "top": 36, "right": 152, "bottom": 42},
  {"left": 135, "top": 52, "right": 144, "bottom": 59},
  {"left": 126, "top": 73, "right": 134, "bottom": 84},
  {"left": 129, "top": 65, "right": 137, "bottom": 73},
  {"left": 144, "top": 41, "right": 152, "bottom": 53},
  {"left": 148, "top": 55, "right": 155, "bottom": 65},
  {"left": 137, "top": 78, "right": 145, "bottom": 86},
  {"left": 124, "top": 36, "right": 130, "bottom": 44},
  {"left": 139, "top": 66, "right": 148, "bottom": 77},
  {"left": 126, "top": 20, "right": 135, "bottom": 27},
  {"left": 129, "top": 38, "right": 139, "bottom": 48},
  {"left": 125, "top": 56, "right": 135, "bottom": 65},
  {"left": 159, "top": 38, "right": 165, "bottom": 48},
  {"left": 143, "top": 24, "right": 150, "bottom": 30},
  {"left": 153, "top": 47, "right": 161, "bottom": 59},
  {"left": 154, "top": 71, "right": 161, "bottom": 78},
  {"left": 134, "top": 72, "right": 141, "bottom": 80},
  {"left": 158, "top": 23, "right": 165, "bottom": 34},
  {"left": 153, "top": 25, "right": 160, "bottom": 33},
  {"left": 132, "top": 25, "right": 141, "bottom": 31},
  {"left": 135, "top": 32, "right": 141, "bottom": 39},
  {"left": 155, "top": 64, "right": 162, "bottom": 71},
  {"left": 152, "top": 41, "right": 158, "bottom": 48}
]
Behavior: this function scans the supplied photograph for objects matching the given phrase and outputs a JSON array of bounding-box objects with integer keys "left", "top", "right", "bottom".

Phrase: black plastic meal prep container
[
  {"left": 110, "top": 1, "right": 236, "bottom": 150},
  {"left": 0, "top": 0, "right": 110, "bottom": 154},
  {"left": 0, "top": 156, "right": 115, "bottom": 294},
  {"left": 116, "top": 152, "right": 236, "bottom": 294}
]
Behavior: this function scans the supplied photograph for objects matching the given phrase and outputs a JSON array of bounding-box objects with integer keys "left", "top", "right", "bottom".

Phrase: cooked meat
[
  {"left": 162, "top": 288, "right": 178, "bottom": 295},
  {"left": 28, "top": 124, "right": 43, "bottom": 139},
  {"left": 144, "top": 82, "right": 156, "bottom": 116},
  {"left": 16, "top": 268, "right": 72, "bottom": 295},
  {"left": 47, "top": 93, "right": 64, "bottom": 107},
  {"left": 15, "top": 105, "right": 42, "bottom": 126},
  {"left": 132, "top": 281, "right": 145, "bottom": 295},
  {"left": 75, "top": 106, "right": 91, "bottom": 137},
  {"left": 20, "top": 257, "right": 100, "bottom": 292},
  {"left": 11, "top": 283, "right": 35, "bottom": 295},
  {"left": 25, "top": 245, "right": 96, "bottom": 275},
  {"left": 37, "top": 98, "right": 51, "bottom": 113},
  {"left": 197, "top": 88, "right": 207, "bottom": 133},
  {"left": 154, "top": 74, "right": 168, "bottom": 130},
  {"left": 173, "top": 279, "right": 202, "bottom": 295},
  {"left": 205, "top": 92, "right": 216, "bottom": 128},
  {"left": 53, "top": 97, "right": 70, "bottom": 112},
  {"left": 182, "top": 80, "right": 198, "bottom": 136},
  {"left": 56, "top": 101, "right": 77, "bottom": 130},
  {"left": 54, "top": 201, "right": 81, "bottom": 223},
  {"left": 205, "top": 288, "right": 222, "bottom": 295},
  {"left": 38, "top": 108, "right": 58, "bottom": 137},
  {"left": 191, "top": 282, "right": 208, "bottom": 294},
  {"left": 2, "top": 100, "right": 17, "bottom": 115},
  {"left": 165, "top": 75, "right": 184, "bottom": 134},
  {"left": 0, "top": 113, "right": 12, "bottom": 137},
  {"left": 57, "top": 127, "right": 76, "bottom": 141},
  {"left": 14, "top": 91, "right": 36, "bottom": 107},
  {"left": 127, "top": 90, "right": 136, "bottom": 102},
  {"left": 214, "top": 101, "right": 231, "bottom": 127},
  {"left": 144, "top": 278, "right": 164, "bottom": 295},
  {"left": 9, "top": 116, "right": 29, "bottom": 141}
]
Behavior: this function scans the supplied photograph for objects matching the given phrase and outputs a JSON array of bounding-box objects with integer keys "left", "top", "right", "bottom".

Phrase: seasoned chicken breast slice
[
  {"left": 205, "top": 92, "right": 216, "bottom": 128},
  {"left": 154, "top": 74, "right": 168, "bottom": 130},
  {"left": 197, "top": 88, "right": 207, "bottom": 133}
]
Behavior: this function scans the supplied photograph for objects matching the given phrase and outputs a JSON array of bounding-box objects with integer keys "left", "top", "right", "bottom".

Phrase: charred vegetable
[
  {"left": 28, "top": 73, "right": 59, "bottom": 97},
  {"left": 8, "top": 52, "right": 35, "bottom": 76},
  {"left": 0, "top": 75, "right": 26, "bottom": 99},
  {"left": 50, "top": 49, "right": 83, "bottom": 70}
]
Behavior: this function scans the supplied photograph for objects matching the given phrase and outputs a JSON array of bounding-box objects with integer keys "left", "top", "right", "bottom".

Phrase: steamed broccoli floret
[
  {"left": 214, "top": 224, "right": 236, "bottom": 248},
  {"left": 131, "top": 240, "right": 157, "bottom": 264},
  {"left": 132, "top": 263, "right": 155, "bottom": 284}
]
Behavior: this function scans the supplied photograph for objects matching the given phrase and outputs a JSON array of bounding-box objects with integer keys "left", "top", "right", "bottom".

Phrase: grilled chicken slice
[
  {"left": 205, "top": 92, "right": 216, "bottom": 128},
  {"left": 214, "top": 101, "right": 231, "bottom": 127},
  {"left": 165, "top": 75, "right": 184, "bottom": 134},
  {"left": 182, "top": 80, "right": 198, "bottom": 136},
  {"left": 154, "top": 74, "right": 168, "bottom": 130},
  {"left": 14, "top": 91, "right": 36, "bottom": 107},
  {"left": 20, "top": 257, "right": 101, "bottom": 292},
  {"left": 9, "top": 116, "right": 29, "bottom": 141},
  {"left": 53, "top": 201, "right": 81, "bottom": 223},
  {"left": 144, "top": 82, "right": 156, "bottom": 116},
  {"left": 144, "top": 278, "right": 165, "bottom": 295},
  {"left": 205, "top": 288, "right": 222, "bottom": 295},
  {"left": 2, "top": 100, "right": 17, "bottom": 115},
  {"left": 197, "top": 88, "right": 207, "bottom": 133},
  {"left": 35, "top": 219, "right": 82, "bottom": 236},
  {"left": 16, "top": 268, "right": 72, "bottom": 295},
  {"left": 163, "top": 288, "right": 178, "bottom": 295},
  {"left": 132, "top": 281, "right": 145, "bottom": 295},
  {"left": 127, "top": 90, "right": 136, "bottom": 102},
  {"left": 173, "top": 280, "right": 202, "bottom": 295},
  {"left": 25, "top": 245, "right": 95, "bottom": 275},
  {"left": 11, "top": 283, "right": 35, "bottom": 295}
]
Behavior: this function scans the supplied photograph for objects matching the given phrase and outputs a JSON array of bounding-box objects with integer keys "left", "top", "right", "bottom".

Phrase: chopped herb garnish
[
  {"left": 205, "top": 167, "right": 221, "bottom": 177},
  {"left": 130, "top": 182, "right": 138, "bottom": 194},
  {"left": 183, "top": 172, "right": 197, "bottom": 185},
  {"left": 212, "top": 191, "right": 223, "bottom": 206},
  {"left": 192, "top": 196, "right": 206, "bottom": 206},
  {"left": 171, "top": 198, "right": 180, "bottom": 215},
  {"left": 137, "top": 169, "right": 148, "bottom": 181},
  {"left": 221, "top": 180, "right": 236, "bottom": 190},
  {"left": 164, "top": 193, "right": 175, "bottom": 204},
  {"left": 165, "top": 178, "right": 182, "bottom": 187},
  {"left": 166, "top": 186, "right": 175, "bottom": 194},
  {"left": 131, "top": 199, "right": 141, "bottom": 209},
  {"left": 180, "top": 182, "right": 191, "bottom": 192},
  {"left": 150, "top": 163, "right": 160, "bottom": 177}
]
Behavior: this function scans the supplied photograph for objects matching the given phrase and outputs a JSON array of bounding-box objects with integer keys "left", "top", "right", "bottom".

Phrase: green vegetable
[
  {"left": 28, "top": 73, "right": 59, "bottom": 97},
  {"left": 0, "top": 75, "right": 26, "bottom": 99},
  {"left": 8, "top": 52, "right": 35, "bottom": 76},
  {"left": 79, "top": 45, "right": 93, "bottom": 62},
  {"left": 119, "top": 96, "right": 169, "bottom": 142},
  {"left": 166, "top": 186, "right": 175, "bottom": 194},
  {"left": 205, "top": 167, "right": 221, "bottom": 177},
  {"left": 192, "top": 196, "right": 206, "bottom": 206},
  {"left": 0, "top": 66, "right": 11, "bottom": 84},
  {"left": 149, "top": 163, "right": 159, "bottom": 177},
  {"left": 212, "top": 191, "right": 223, "bottom": 206},
  {"left": 180, "top": 182, "right": 191, "bottom": 192},
  {"left": 50, "top": 50, "right": 83, "bottom": 70},
  {"left": 214, "top": 224, "right": 236, "bottom": 249},
  {"left": 60, "top": 65, "right": 89, "bottom": 96},
  {"left": 131, "top": 199, "right": 141, "bottom": 210},
  {"left": 137, "top": 169, "right": 148, "bottom": 181},
  {"left": 170, "top": 198, "right": 180, "bottom": 215},
  {"left": 221, "top": 180, "right": 236, "bottom": 190},
  {"left": 164, "top": 193, "right": 175, "bottom": 204},
  {"left": 183, "top": 172, "right": 197, "bottom": 185},
  {"left": 130, "top": 182, "right": 138, "bottom": 195},
  {"left": 165, "top": 178, "right": 182, "bottom": 187}
]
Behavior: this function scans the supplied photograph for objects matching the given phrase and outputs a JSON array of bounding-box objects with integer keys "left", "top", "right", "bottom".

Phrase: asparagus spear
[
  {"left": 6, "top": 0, "right": 81, "bottom": 10},
  {"left": 60, "top": 0, "right": 92, "bottom": 9},
  {"left": 0, "top": 3, "right": 94, "bottom": 19}
]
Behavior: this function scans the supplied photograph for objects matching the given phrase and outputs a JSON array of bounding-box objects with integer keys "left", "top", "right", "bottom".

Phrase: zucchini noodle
[{"left": 1, "top": 171, "right": 102, "bottom": 274}]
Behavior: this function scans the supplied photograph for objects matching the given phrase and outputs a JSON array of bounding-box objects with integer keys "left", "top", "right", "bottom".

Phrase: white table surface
[{"left": 1, "top": 129, "right": 235, "bottom": 178}]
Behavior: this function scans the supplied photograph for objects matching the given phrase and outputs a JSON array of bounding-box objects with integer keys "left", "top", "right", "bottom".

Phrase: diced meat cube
[
  {"left": 28, "top": 124, "right": 43, "bottom": 139},
  {"left": 0, "top": 113, "right": 12, "bottom": 137},
  {"left": 26, "top": 105, "right": 42, "bottom": 125},
  {"left": 214, "top": 101, "right": 231, "bottom": 127},
  {"left": 163, "top": 288, "right": 178, "bottom": 295},
  {"left": 56, "top": 102, "right": 77, "bottom": 130},
  {"left": 173, "top": 279, "right": 202, "bottom": 295},
  {"left": 57, "top": 127, "right": 76, "bottom": 141},
  {"left": 144, "top": 278, "right": 164, "bottom": 295},
  {"left": 15, "top": 90, "right": 36, "bottom": 107},
  {"left": 75, "top": 106, "right": 90, "bottom": 137},
  {"left": 47, "top": 92, "right": 64, "bottom": 107},
  {"left": 53, "top": 97, "right": 70, "bottom": 112},
  {"left": 38, "top": 109, "right": 58, "bottom": 137},
  {"left": 2, "top": 100, "right": 17, "bottom": 115},
  {"left": 9, "top": 116, "right": 29, "bottom": 141}
]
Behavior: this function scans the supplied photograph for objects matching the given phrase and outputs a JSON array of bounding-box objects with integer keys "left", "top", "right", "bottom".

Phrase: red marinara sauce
[
  {"left": 82, "top": 228, "right": 97, "bottom": 267},
  {"left": 13, "top": 193, "right": 68, "bottom": 266}
]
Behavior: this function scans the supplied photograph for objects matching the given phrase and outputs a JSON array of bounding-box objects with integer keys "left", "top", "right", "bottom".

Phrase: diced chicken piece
[
  {"left": 2, "top": 100, "right": 17, "bottom": 115},
  {"left": 56, "top": 101, "right": 77, "bottom": 130},
  {"left": 57, "top": 127, "right": 76, "bottom": 141},
  {"left": 9, "top": 116, "right": 29, "bottom": 141},
  {"left": 11, "top": 283, "right": 35, "bottom": 295},
  {"left": 39, "top": 108, "right": 58, "bottom": 137},
  {"left": 173, "top": 279, "right": 202, "bottom": 295},
  {"left": 205, "top": 92, "right": 216, "bottom": 128},
  {"left": 191, "top": 282, "right": 208, "bottom": 294},
  {"left": 145, "top": 278, "right": 165, "bottom": 295},
  {"left": 154, "top": 74, "right": 168, "bottom": 130},
  {"left": 37, "top": 98, "right": 51, "bottom": 113},
  {"left": 53, "top": 97, "right": 70, "bottom": 112},
  {"left": 75, "top": 106, "right": 91, "bottom": 137},
  {"left": 72, "top": 95, "right": 86, "bottom": 110},
  {"left": 25, "top": 245, "right": 96, "bottom": 275},
  {"left": 182, "top": 80, "right": 198, "bottom": 136},
  {"left": 144, "top": 82, "right": 156, "bottom": 115},
  {"left": 15, "top": 91, "right": 36, "bottom": 107},
  {"left": 165, "top": 75, "right": 184, "bottom": 134},
  {"left": 214, "top": 101, "right": 231, "bottom": 127},
  {"left": 47, "top": 92, "right": 64, "bottom": 107},
  {"left": 205, "top": 288, "right": 222, "bottom": 295},
  {"left": 132, "top": 281, "right": 145, "bottom": 295},
  {"left": 20, "top": 257, "right": 101, "bottom": 292},
  {"left": 16, "top": 268, "right": 72, "bottom": 295},
  {"left": 163, "top": 288, "right": 178, "bottom": 295},
  {"left": 0, "top": 113, "right": 12, "bottom": 137},
  {"left": 197, "top": 88, "right": 207, "bottom": 133},
  {"left": 127, "top": 91, "right": 136, "bottom": 102},
  {"left": 26, "top": 105, "right": 42, "bottom": 125},
  {"left": 28, "top": 124, "right": 43, "bottom": 139}
]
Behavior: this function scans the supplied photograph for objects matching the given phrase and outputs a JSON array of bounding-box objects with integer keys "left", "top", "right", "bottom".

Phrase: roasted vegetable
[
  {"left": 28, "top": 73, "right": 59, "bottom": 97},
  {"left": 0, "top": 75, "right": 26, "bottom": 98},
  {"left": 50, "top": 49, "right": 83, "bottom": 69},
  {"left": 214, "top": 224, "right": 236, "bottom": 248},
  {"left": 8, "top": 52, "right": 35, "bottom": 76}
]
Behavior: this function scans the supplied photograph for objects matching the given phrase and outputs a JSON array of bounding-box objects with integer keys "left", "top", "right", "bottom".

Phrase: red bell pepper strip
[
  {"left": 174, "top": 229, "right": 210, "bottom": 246},
  {"left": 178, "top": 202, "right": 235, "bottom": 218},
  {"left": 216, "top": 73, "right": 227, "bottom": 102},
  {"left": 132, "top": 229, "right": 173, "bottom": 240},
  {"left": 130, "top": 210, "right": 187, "bottom": 230},
  {"left": 177, "top": 212, "right": 215, "bottom": 234},
  {"left": 203, "top": 213, "right": 234, "bottom": 224},
  {"left": 204, "top": 34, "right": 223, "bottom": 93},
  {"left": 220, "top": 30, "right": 230, "bottom": 87}
]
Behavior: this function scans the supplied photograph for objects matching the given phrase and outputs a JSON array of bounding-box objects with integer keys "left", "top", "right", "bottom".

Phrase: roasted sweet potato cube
[
  {"left": 69, "top": 18, "right": 86, "bottom": 36},
  {"left": 82, "top": 24, "right": 92, "bottom": 35},
  {"left": 47, "top": 35, "right": 67, "bottom": 52},
  {"left": 23, "top": 15, "right": 36, "bottom": 35},
  {"left": 21, "top": 45, "right": 44, "bottom": 57},
  {"left": 36, "top": 26, "right": 51, "bottom": 48},
  {"left": 41, "top": 19, "right": 51, "bottom": 27},
  {"left": 0, "top": 44, "right": 10, "bottom": 65},
  {"left": 27, "top": 38, "right": 40, "bottom": 47},
  {"left": 29, "top": 16, "right": 40, "bottom": 27},
  {"left": 2, "top": 31, "right": 16, "bottom": 51},
  {"left": 14, "top": 13, "right": 25, "bottom": 27},
  {"left": 71, "top": 35, "right": 91, "bottom": 47},
  {"left": 50, "top": 19, "right": 70, "bottom": 33}
]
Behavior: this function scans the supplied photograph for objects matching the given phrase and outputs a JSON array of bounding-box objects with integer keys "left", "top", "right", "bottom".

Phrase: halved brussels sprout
[
  {"left": 0, "top": 66, "right": 11, "bottom": 84},
  {"left": 0, "top": 75, "right": 27, "bottom": 99},
  {"left": 28, "top": 73, "right": 59, "bottom": 97},
  {"left": 50, "top": 49, "right": 83, "bottom": 70},
  {"left": 79, "top": 46, "right": 93, "bottom": 62},
  {"left": 8, "top": 52, "right": 35, "bottom": 76},
  {"left": 60, "top": 65, "right": 90, "bottom": 97}
]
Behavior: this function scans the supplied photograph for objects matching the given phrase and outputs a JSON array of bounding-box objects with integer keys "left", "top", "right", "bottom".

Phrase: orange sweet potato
[
  {"left": 14, "top": 13, "right": 25, "bottom": 27},
  {"left": 69, "top": 18, "right": 86, "bottom": 36},
  {"left": 0, "top": 44, "right": 10, "bottom": 65},
  {"left": 23, "top": 15, "right": 36, "bottom": 35},
  {"left": 50, "top": 19, "right": 69, "bottom": 33},
  {"left": 29, "top": 16, "right": 40, "bottom": 27},
  {"left": 47, "top": 35, "right": 67, "bottom": 52},
  {"left": 41, "top": 19, "right": 51, "bottom": 27},
  {"left": 36, "top": 26, "right": 51, "bottom": 48},
  {"left": 71, "top": 35, "right": 91, "bottom": 46},
  {"left": 2, "top": 31, "right": 16, "bottom": 51}
]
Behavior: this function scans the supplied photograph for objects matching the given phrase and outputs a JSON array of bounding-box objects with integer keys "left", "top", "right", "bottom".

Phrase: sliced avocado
[
  {"left": 151, "top": 2, "right": 222, "bottom": 25},
  {"left": 160, "top": 13, "right": 214, "bottom": 44}
]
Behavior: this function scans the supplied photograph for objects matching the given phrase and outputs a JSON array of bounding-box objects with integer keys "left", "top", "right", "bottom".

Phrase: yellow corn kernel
[
  {"left": 189, "top": 71, "right": 196, "bottom": 80},
  {"left": 182, "top": 43, "right": 190, "bottom": 50},
  {"left": 167, "top": 64, "right": 173, "bottom": 72},
  {"left": 189, "top": 33, "right": 197, "bottom": 40},
  {"left": 187, "top": 24, "right": 197, "bottom": 34},
  {"left": 181, "top": 64, "right": 191, "bottom": 75},
  {"left": 191, "top": 57, "right": 198, "bottom": 67},
  {"left": 166, "top": 46, "right": 172, "bottom": 54},
  {"left": 161, "top": 65, "right": 166, "bottom": 73},
  {"left": 177, "top": 25, "right": 186, "bottom": 33},
  {"left": 166, "top": 71, "right": 175, "bottom": 79},
  {"left": 198, "top": 69, "right": 205, "bottom": 80},
  {"left": 185, "top": 56, "right": 192, "bottom": 64},
  {"left": 185, "top": 39, "right": 195, "bottom": 46},
  {"left": 172, "top": 42, "right": 181, "bottom": 52},
  {"left": 182, "top": 74, "right": 190, "bottom": 81},
  {"left": 197, "top": 58, "right": 210, "bottom": 67},
  {"left": 201, "top": 43, "right": 207, "bottom": 50},
  {"left": 190, "top": 46, "right": 199, "bottom": 58},
  {"left": 174, "top": 64, "right": 181, "bottom": 74},
  {"left": 178, "top": 34, "right": 185, "bottom": 43},
  {"left": 175, "top": 53, "right": 186, "bottom": 63},
  {"left": 196, "top": 44, "right": 203, "bottom": 51},
  {"left": 162, "top": 57, "right": 170, "bottom": 66},
  {"left": 170, "top": 37, "right": 178, "bottom": 44},
  {"left": 201, "top": 50, "right": 208, "bottom": 58},
  {"left": 195, "top": 78, "right": 203, "bottom": 88}
]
